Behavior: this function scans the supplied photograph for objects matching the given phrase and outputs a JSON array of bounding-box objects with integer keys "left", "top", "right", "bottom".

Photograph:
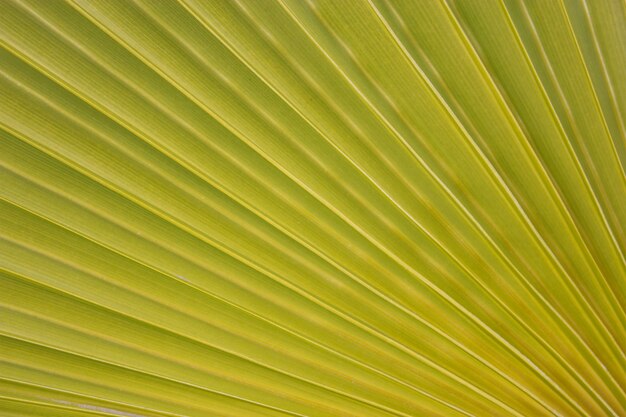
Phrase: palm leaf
[{"left": 1, "top": 0, "right": 625, "bottom": 416}]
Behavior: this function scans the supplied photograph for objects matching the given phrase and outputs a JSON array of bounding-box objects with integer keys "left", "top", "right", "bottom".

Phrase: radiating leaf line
[
  {"left": 0, "top": 223, "right": 476, "bottom": 416},
  {"left": 2, "top": 1, "right": 624, "bottom": 416},
  {"left": 0, "top": 219, "right": 518, "bottom": 417},
  {"left": 1, "top": 154, "right": 502, "bottom": 414},
  {"left": 0, "top": 396, "right": 122, "bottom": 417},
  {"left": 382, "top": 0, "right": 626, "bottom": 376},
  {"left": 188, "top": 0, "right": 620, "bottom": 410},
  {"left": 0, "top": 204, "right": 484, "bottom": 417},
  {"left": 557, "top": 0, "right": 626, "bottom": 180},
  {"left": 0, "top": 377, "right": 186, "bottom": 417},
  {"left": 511, "top": 0, "right": 626, "bottom": 257},
  {"left": 2, "top": 7, "right": 577, "bottom": 415},
  {"left": 0, "top": 270, "right": 423, "bottom": 417},
  {"left": 160, "top": 3, "right": 620, "bottom": 408},
  {"left": 369, "top": 1, "right": 623, "bottom": 380},
  {"left": 578, "top": 0, "right": 626, "bottom": 149},
  {"left": 0, "top": 160, "right": 523, "bottom": 417},
  {"left": 3, "top": 294, "right": 396, "bottom": 417},
  {"left": 389, "top": 0, "right": 615, "bottom": 358},
  {"left": 0, "top": 195, "right": 480, "bottom": 414},
  {"left": 274, "top": 3, "right": 626, "bottom": 390},
  {"left": 496, "top": 0, "right": 626, "bottom": 350},
  {"left": 498, "top": 3, "right": 625, "bottom": 370},
  {"left": 0, "top": 332, "right": 309, "bottom": 417},
  {"left": 364, "top": 3, "right": 624, "bottom": 414},
  {"left": 375, "top": 2, "right": 626, "bottom": 411},
  {"left": 437, "top": 0, "right": 626, "bottom": 333}
]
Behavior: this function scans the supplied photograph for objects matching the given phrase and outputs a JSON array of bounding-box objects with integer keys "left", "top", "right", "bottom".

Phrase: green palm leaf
[{"left": 1, "top": 0, "right": 624, "bottom": 416}]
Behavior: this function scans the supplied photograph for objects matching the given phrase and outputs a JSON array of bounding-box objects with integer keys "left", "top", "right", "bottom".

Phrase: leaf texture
[{"left": 0, "top": 1, "right": 624, "bottom": 416}]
